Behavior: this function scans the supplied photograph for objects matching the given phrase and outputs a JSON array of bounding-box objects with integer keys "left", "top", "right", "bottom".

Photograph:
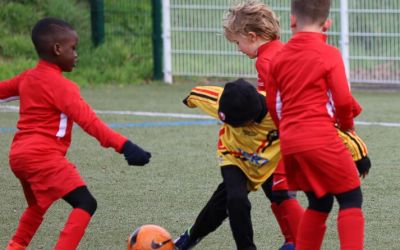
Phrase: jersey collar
[{"left": 37, "top": 59, "right": 62, "bottom": 73}]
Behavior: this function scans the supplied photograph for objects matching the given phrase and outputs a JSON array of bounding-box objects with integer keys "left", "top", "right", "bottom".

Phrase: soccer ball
[{"left": 127, "top": 224, "right": 175, "bottom": 250}]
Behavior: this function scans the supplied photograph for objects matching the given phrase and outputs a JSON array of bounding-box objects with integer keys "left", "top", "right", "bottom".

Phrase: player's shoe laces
[{"left": 279, "top": 242, "right": 295, "bottom": 250}]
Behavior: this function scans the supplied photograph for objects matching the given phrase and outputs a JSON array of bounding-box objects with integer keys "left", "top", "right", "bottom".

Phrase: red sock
[
  {"left": 271, "top": 202, "right": 293, "bottom": 243},
  {"left": 6, "top": 240, "right": 27, "bottom": 250},
  {"left": 54, "top": 208, "right": 92, "bottom": 250},
  {"left": 338, "top": 208, "right": 364, "bottom": 250},
  {"left": 296, "top": 209, "right": 328, "bottom": 250},
  {"left": 11, "top": 205, "right": 46, "bottom": 247},
  {"left": 279, "top": 198, "right": 305, "bottom": 244}
]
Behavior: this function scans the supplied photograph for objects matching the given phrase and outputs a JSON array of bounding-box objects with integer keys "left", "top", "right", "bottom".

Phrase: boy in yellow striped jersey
[{"left": 174, "top": 79, "right": 370, "bottom": 250}]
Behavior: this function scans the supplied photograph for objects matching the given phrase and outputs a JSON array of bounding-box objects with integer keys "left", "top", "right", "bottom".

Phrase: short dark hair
[
  {"left": 31, "top": 17, "right": 74, "bottom": 56},
  {"left": 291, "top": 0, "right": 331, "bottom": 25}
]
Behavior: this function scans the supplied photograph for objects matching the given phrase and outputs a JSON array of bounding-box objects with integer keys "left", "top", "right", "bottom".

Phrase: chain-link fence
[{"left": 167, "top": 0, "right": 400, "bottom": 85}]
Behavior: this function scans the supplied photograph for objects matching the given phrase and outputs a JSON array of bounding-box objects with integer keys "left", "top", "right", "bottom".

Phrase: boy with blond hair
[
  {"left": 223, "top": 0, "right": 282, "bottom": 91},
  {"left": 223, "top": 1, "right": 304, "bottom": 249}
]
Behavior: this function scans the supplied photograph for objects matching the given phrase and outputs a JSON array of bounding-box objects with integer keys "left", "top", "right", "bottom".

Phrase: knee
[
  {"left": 336, "top": 187, "right": 363, "bottom": 210},
  {"left": 306, "top": 192, "right": 334, "bottom": 213},
  {"left": 270, "top": 190, "right": 295, "bottom": 204},
  {"left": 64, "top": 186, "right": 97, "bottom": 216},
  {"left": 77, "top": 195, "right": 97, "bottom": 216},
  {"left": 29, "top": 204, "right": 47, "bottom": 214},
  {"left": 26, "top": 204, "right": 47, "bottom": 220},
  {"left": 227, "top": 191, "right": 249, "bottom": 209},
  {"left": 261, "top": 177, "right": 273, "bottom": 202}
]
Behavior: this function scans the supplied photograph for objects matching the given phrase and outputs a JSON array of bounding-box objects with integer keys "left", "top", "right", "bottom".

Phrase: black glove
[
  {"left": 356, "top": 156, "right": 371, "bottom": 178},
  {"left": 122, "top": 140, "right": 151, "bottom": 166}
]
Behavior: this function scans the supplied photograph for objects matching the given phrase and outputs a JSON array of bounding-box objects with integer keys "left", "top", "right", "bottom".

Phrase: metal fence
[{"left": 164, "top": 0, "right": 400, "bottom": 85}]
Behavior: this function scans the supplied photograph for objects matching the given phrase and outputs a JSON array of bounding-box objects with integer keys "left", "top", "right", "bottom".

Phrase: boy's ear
[
  {"left": 290, "top": 15, "right": 297, "bottom": 29},
  {"left": 322, "top": 18, "right": 332, "bottom": 32},
  {"left": 248, "top": 31, "right": 257, "bottom": 42},
  {"left": 53, "top": 43, "right": 62, "bottom": 56}
]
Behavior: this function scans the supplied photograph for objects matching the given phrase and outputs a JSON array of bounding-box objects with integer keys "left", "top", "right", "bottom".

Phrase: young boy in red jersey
[
  {"left": 222, "top": 2, "right": 303, "bottom": 249},
  {"left": 266, "top": 0, "right": 368, "bottom": 249},
  {"left": 223, "top": 0, "right": 283, "bottom": 92},
  {"left": 0, "top": 17, "right": 151, "bottom": 250}
]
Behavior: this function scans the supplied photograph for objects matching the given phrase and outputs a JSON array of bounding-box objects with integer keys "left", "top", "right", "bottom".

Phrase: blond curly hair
[{"left": 223, "top": 0, "right": 280, "bottom": 41}]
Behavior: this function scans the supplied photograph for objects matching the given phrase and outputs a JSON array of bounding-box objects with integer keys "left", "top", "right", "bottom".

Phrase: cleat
[
  {"left": 174, "top": 227, "right": 202, "bottom": 250},
  {"left": 279, "top": 242, "right": 295, "bottom": 250},
  {"left": 174, "top": 229, "right": 191, "bottom": 250}
]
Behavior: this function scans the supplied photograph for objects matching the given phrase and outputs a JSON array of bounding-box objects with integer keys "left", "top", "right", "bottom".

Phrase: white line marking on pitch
[{"left": 1, "top": 105, "right": 399, "bottom": 128}]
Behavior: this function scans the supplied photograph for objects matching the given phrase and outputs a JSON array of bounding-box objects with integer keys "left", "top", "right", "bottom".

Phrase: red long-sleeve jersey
[
  {"left": 255, "top": 40, "right": 284, "bottom": 91},
  {"left": 0, "top": 60, "right": 127, "bottom": 161},
  {"left": 266, "top": 32, "right": 358, "bottom": 154}
]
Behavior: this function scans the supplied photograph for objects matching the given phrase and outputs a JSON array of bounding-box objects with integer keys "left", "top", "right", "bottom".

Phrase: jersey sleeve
[
  {"left": 183, "top": 86, "right": 222, "bottom": 119},
  {"left": 255, "top": 58, "right": 271, "bottom": 92},
  {"left": 351, "top": 95, "right": 362, "bottom": 118},
  {"left": 337, "top": 128, "right": 368, "bottom": 161},
  {"left": 265, "top": 68, "right": 280, "bottom": 128},
  {"left": 52, "top": 78, "right": 127, "bottom": 152},
  {"left": 325, "top": 49, "right": 354, "bottom": 130},
  {"left": 0, "top": 72, "right": 26, "bottom": 103}
]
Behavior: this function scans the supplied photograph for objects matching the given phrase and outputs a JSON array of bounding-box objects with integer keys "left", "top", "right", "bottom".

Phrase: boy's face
[
  {"left": 54, "top": 30, "right": 78, "bottom": 72},
  {"left": 228, "top": 33, "right": 259, "bottom": 59}
]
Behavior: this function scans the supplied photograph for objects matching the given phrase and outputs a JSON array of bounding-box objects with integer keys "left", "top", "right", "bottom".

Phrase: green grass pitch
[{"left": 1, "top": 82, "right": 400, "bottom": 249}]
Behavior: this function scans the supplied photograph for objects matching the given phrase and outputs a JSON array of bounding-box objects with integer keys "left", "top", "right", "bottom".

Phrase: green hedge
[{"left": 0, "top": 0, "right": 153, "bottom": 86}]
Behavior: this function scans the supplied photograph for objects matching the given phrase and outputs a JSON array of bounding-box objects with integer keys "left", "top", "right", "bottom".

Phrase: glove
[
  {"left": 122, "top": 140, "right": 151, "bottom": 166},
  {"left": 355, "top": 156, "right": 371, "bottom": 178}
]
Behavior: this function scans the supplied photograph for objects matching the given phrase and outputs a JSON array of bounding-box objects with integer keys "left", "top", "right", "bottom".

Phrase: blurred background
[{"left": 0, "top": 0, "right": 399, "bottom": 87}]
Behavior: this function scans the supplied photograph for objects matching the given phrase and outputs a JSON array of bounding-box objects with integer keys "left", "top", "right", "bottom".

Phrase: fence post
[
  {"left": 90, "top": 0, "right": 105, "bottom": 46},
  {"left": 162, "top": 0, "right": 173, "bottom": 83},
  {"left": 340, "top": 0, "right": 350, "bottom": 82},
  {"left": 152, "top": 0, "right": 163, "bottom": 81}
]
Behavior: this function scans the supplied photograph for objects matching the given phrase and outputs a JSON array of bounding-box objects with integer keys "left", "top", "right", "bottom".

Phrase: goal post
[
  {"left": 152, "top": 0, "right": 172, "bottom": 83},
  {"left": 162, "top": 0, "right": 173, "bottom": 83},
  {"left": 340, "top": 0, "right": 350, "bottom": 81}
]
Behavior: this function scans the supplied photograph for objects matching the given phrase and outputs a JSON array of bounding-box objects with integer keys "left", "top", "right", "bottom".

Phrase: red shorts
[
  {"left": 282, "top": 141, "right": 360, "bottom": 198},
  {"left": 10, "top": 155, "right": 85, "bottom": 209},
  {"left": 272, "top": 159, "right": 289, "bottom": 191}
]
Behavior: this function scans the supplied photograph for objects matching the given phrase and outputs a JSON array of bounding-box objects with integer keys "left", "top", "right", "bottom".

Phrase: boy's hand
[
  {"left": 355, "top": 156, "right": 371, "bottom": 178},
  {"left": 122, "top": 140, "right": 151, "bottom": 166}
]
